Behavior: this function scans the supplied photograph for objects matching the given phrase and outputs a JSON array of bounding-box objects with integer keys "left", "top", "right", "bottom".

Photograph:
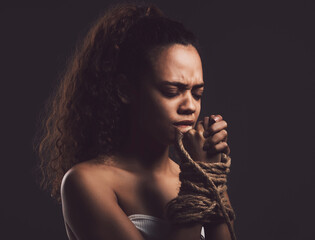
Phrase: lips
[
  {"left": 173, "top": 120, "right": 194, "bottom": 126},
  {"left": 173, "top": 121, "right": 194, "bottom": 133}
]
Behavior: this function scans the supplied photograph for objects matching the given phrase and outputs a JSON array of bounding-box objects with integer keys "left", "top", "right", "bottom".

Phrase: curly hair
[{"left": 34, "top": 2, "right": 199, "bottom": 203}]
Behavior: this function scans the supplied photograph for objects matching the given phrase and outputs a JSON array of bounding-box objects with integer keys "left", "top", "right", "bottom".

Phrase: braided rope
[{"left": 166, "top": 131, "right": 237, "bottom": 240}]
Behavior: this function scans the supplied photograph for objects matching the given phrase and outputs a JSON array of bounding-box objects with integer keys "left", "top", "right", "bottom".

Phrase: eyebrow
[{"left": 160, "top": 81, "right": 204, "bottom": 90}]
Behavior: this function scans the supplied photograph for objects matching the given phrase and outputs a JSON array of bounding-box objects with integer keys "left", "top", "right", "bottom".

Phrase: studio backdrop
[{"left": 1, "top": 0, "right": 314, "bottom": 239}]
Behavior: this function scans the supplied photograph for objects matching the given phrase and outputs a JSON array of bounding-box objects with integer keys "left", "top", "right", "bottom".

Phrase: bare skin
[{"left": 61, "top": 44, "right": 234, "bottom": 240}]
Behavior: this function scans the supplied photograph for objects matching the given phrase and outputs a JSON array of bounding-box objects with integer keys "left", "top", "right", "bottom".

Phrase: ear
[{"left": 116, "top": 74, "right": 132, "bottom": 104}]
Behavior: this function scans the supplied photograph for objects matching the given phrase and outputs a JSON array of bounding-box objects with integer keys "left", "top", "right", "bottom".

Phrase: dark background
[{"left": 1, "top": 0, "right": 314, "bottom": 239}]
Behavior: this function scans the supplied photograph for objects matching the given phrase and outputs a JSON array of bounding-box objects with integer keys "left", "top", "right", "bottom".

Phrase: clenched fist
[{"left": 180, "top": 114, "right": 230, "bottom": 163}]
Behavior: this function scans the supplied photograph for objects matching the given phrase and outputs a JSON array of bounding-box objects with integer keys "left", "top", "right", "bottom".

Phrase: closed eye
[
  {"left": 192, "top": 89, "right": 203, "bottom": 100},
  {"left": 193, "top": 93, "right": 203, "bottom": 100},
  {"left": 162, "top": 90, "right": 203, "bottom": 100},
  {"left": 161, "top": 87, "right": 179, "bottom": 97},
  {"left": 163, "top": 91, "right": 179, "bottom": 98}
]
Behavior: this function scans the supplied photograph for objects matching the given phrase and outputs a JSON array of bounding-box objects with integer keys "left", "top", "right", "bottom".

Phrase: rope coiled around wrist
[{"left": 166, "top": 131, "right": 236, "bottom": 240}]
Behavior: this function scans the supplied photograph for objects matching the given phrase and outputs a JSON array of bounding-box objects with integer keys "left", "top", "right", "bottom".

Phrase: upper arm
[{"left": 61, "top": 168, "right": 145, "bottom": 240}]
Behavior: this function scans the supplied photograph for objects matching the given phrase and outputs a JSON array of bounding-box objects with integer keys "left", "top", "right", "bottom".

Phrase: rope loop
[{"left": 166, "top": 131, "right": 237, "bottom": 240}]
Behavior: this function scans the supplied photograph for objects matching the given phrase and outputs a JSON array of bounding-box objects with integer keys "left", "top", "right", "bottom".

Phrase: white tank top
[{"left": 128, "top": 214, "right": 205, "bottom": 240}]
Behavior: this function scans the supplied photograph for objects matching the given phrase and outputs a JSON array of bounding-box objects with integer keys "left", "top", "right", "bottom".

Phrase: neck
[{"left": 116, "top": 125, "right": 172, "bottom": 174}]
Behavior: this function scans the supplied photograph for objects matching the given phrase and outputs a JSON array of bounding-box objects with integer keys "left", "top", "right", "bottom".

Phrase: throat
[{"left": 117, "top": 132, "right": 172, "bottom": 173}]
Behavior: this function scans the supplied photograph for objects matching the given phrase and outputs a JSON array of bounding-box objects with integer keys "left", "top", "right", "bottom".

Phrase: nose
[{"left": 178, "top": 92, "right": 197, "bottom": 115}]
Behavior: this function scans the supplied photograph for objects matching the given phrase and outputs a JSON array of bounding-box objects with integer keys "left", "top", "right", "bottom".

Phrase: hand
[{"left": 180, "top": 115, "right": 230, "bottom": 163}]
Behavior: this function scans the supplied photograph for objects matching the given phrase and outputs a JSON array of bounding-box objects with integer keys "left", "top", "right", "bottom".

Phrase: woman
[{"left": 36, "top": 2, "right": 235, "bottom": 240}]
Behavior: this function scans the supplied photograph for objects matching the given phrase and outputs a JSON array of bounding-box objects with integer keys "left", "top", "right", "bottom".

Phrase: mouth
[{"left": 173, "top": 120, "right": 194, "bottom": 132}]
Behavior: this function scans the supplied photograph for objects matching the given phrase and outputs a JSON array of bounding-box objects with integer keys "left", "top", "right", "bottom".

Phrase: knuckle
[
  {"left": 222, "top": 129, "right": 228, "bottom": 137},
  {"left": 209, "top": 125, "right": 215, "bottom": 132},
  {"left": 214, "top": 131, "right": 222, "bottom": 140},
  {"left": 227, "top": 146, "right": 231, "bottom": 154},
  {"left": 216, "top": 141, "right": 226, "bottom": 151},
  {"left": 214, "top": 144, "right": 221, "bottom": 151},
  {"left": 212, "top": 134, "right": 219, "bottom": 144}
]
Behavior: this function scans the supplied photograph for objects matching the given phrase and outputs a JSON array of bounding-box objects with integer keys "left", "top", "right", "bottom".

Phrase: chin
[
  {"left": 166, "top": 125, "right": 191, "bottom": 144},
  {"left": 175, "top": 125, "right": 193, "bottom": 133}
]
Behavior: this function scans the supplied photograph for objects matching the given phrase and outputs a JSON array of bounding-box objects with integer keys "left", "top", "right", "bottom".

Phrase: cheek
[
  {"left": 150, "top": 100, "right": 175, "bottom": 128},
  {"left": 196, "top": 104, "right": 201, "bottom": 118},
  {"left": 141, "top": 90, "right": 174, "bottom": 121},
  {"left": 142, "top": 97, "right": 177, "bottom": 142}
]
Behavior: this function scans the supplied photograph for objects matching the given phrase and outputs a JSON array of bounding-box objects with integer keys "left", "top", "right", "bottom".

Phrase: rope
[{"left": 166, "top": 131, "right": 237, "bottom": 240}]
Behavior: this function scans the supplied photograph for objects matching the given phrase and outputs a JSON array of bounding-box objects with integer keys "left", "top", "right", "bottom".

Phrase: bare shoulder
[
  {"left": 60, "top": 156, "right": 119, "bottom": 222},
  {"left": 61, "top": 158, "right": 112, "bottom": 202},
  {"left": 61, "top": 156, "right": 117, "bottom": 190},
  {"left": 60, "top": 156, "right": 144, "bottom": 240}
]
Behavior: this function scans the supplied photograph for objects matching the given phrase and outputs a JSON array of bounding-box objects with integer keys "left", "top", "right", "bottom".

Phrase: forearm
[
  {"left": 205, "top": 221, "right": 234, "bottom": 240},
  {"left": 168, "top": 224, "right": 203, "bottom": 240},
  {"left": 170, "top": 118, "right": 236, "bottom": 240},
  {"left": 205, "top": 191, "right": 234, "bottom": 240}
]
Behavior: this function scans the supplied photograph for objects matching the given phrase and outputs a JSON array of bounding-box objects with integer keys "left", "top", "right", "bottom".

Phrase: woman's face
[{"left": 130, "top": 44, "right": 204, "bottom": 145}]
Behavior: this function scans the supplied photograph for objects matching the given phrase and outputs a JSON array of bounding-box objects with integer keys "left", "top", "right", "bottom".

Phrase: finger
[
  {"left": 208, "top": 115, "right": 217, "bottom": 127},
  {"left": 203, "top": 116, "right": 210, "bottom": 130},
  {"left": 223, "top": 145, "right": 231, "bottom": 155},
  {"left": 202, "top": 116, "right": 210, "bottom": 138},
  {"left": 203, "top": 115, "right": 214, "bottom": 138},
  {"left": 203, "top": 130, "right": 228, "bottom": 147},
  {"left": 205, "top": 141, "right": 228, "bottom": 155},
  {"left": 204, "top": 120, "right": 228, "bottom": 138},
  {"left": 195, "top": 120, "right": 204, "bottom": 133},
  {"left": 211, "top": 114, "right": 223, "bottom": 124},
  {"left": 223, "top": 133, "right": 228, "bottom": 142}
]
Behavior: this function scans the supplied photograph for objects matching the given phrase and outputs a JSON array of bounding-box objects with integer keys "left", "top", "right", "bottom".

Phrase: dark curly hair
[{"left": 34, "top": 2, "right": 199, "bottom": 202}]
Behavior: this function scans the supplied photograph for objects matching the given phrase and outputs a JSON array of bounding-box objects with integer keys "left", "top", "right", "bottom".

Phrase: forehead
[{"left": 150, "top": 44, "right": 204, "bottom": 88}]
